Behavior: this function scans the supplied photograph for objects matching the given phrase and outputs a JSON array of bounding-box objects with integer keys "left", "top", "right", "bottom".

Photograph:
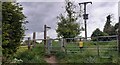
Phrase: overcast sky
[{"left": 17, "top": 0, "right": 119, "bottom": 40}]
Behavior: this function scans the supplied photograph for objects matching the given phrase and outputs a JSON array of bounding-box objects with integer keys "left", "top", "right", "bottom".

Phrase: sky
[{"left": 15, "top": 0, "right": 119, "bottom": 40}]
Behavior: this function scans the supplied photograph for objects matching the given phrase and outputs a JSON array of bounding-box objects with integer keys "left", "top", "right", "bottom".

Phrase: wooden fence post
[
  {"left": 97, "top": 37, "right": 100, "bottom": 57},
  {"left": 33, "top": 32, "right": 36, "bottom": 48},
  {"left": 60, "top": 39, "right": 65, "bottom": 52},
  {"left": 28, "top": 37, "right": 31, "bottom": 50}
]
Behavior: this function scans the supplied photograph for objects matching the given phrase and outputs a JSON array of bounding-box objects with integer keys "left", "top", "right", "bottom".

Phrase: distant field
[{"left": 16, "top": 46, "right": 28, "bottom": 54}]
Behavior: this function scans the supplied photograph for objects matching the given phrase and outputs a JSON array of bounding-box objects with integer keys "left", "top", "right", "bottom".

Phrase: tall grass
[
  {"left": 52, "top": 40, "right": 119, "bottom": 63},
  {"left": 14, "top": 44, "right": 46, "bottom": 63}
]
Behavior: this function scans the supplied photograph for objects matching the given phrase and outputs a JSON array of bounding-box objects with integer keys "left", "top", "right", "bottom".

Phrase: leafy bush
[
  {"left": 2, "top": 2, "right": 26, "bottom": 62},
  {"left": 14, "top": 45, "right": 46, "bottom": 63},
  {"left": 54, "top": 51, "right": 66, "bottom": 60}
]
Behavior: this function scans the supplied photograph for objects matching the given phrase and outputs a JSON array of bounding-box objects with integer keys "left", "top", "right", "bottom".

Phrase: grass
[
  {"left": 51, "top": 40, "right": 119, "bottom": 63},
  {"left": 16, "top": 46, "right": 28, "bottom": 55},
  {"left": 14, "top": 44, "right": 46, "bottom": 63},
  {"left": 8, "top": 40, "right": 119, "bottom": 63}
]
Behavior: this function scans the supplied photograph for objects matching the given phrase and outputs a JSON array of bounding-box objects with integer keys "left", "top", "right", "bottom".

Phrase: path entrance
[{"left": 44, "top": 55, "right": 58, "bottom": 65}]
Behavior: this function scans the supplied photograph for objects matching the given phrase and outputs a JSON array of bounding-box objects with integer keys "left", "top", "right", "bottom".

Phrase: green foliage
[
  {"left": 103, "top": 15, "right": 118, "bottom": 35},
  {"left": 91, "top": 28, "right": 105, "bottom": 37},
  {"left": 91, "top": 28, "right": 108, "bottom": 41},
  {"left": 15, "top": 45, "right": 46, "bottom": 63},
  {"left": 114, "top": 23, "right": 119, "bottom": 34},
  {"left": 2, "top": 2, "right": 26, "bottom": 62},
  {"left": 54, "top": 51, "right": 66, "bottom": 60},
  {"left": 92, "top": 15, "right": 119, "bottom": 41},
  {"left": 56, "top": 0, "right": 80, "bottom": 38}
]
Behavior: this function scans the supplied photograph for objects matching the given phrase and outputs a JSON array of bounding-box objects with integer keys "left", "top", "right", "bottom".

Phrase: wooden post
[
  {"left": 33, "top": 32, "right": 36, "bottom": 48},
  {"left": 60, "top": 39, "right": 65, "bottom": 52},
  {"left": 28, "top": 37, "right": 31, "bottom": 50},
  {"left": 44, "top": 25, "right": 51, "bottom": 53},
  {"left": 44, "top": 25, "right": 47, "bottom": 52},
  {"left": 97, "top": 37, "right": 100, "bottom": 56}
]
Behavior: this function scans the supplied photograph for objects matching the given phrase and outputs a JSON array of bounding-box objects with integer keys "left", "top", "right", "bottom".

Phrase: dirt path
[{"left": 44, "top": 55, "right": 58, "bottom": 65}]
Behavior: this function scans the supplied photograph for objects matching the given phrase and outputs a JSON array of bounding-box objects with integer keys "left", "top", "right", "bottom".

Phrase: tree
[
  {"left": 103, "top": 15, "right": 115, "bottom": 35},
  {"left": 91, "top": 28, "right": 108, "bottom": 41},
  {"left": 56, "top": 0, "right": 80, "bottom": 39},
  {"left": 114, "top": 23, "right": 119, "bottom": 34},
  {"left": 2, "top": 2, "right": 26, "bottom": 62},
  {"left": 0, "top": 2, "right": 1, "bottom": 44}
]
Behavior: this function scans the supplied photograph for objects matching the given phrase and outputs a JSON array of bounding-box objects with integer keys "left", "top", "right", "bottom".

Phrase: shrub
[{"left": 14, "top": 45, "right": 46, "bottom": 63}]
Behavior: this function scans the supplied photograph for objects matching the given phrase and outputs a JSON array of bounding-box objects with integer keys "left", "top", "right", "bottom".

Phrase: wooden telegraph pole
[
  {"left": 33, "top": 32, "right": 36, "bottom": 48},
  {"left": 79, "top": 2, "right": 92, "bottom": 40}
]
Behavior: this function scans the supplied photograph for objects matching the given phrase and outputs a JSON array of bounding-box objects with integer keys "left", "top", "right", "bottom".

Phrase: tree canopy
[
  {"left": 2, "top": 2, "right": 26, "bottom": 62},
  {"left": 103, "top": 15, "right": 116, "bottom": 35},
  {"left": 91, "top": 15, "right": 119, "bottom": 41},
  {"left": 91, "top": 28, "right": 108, "bottom": 41},
  {"left": 56, "top": 0, "right": 80, "bottom": 38}
]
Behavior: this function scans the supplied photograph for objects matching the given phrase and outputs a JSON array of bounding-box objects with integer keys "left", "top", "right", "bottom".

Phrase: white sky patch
[
  {"left": 47, "top": 29, "right": 58, "bottom": 39},
  {"left": 119, "top": 1, "right": 120, "bottom": 17}
]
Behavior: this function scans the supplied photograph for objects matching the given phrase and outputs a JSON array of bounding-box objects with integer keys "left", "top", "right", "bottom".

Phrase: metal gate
[{"left": 60, "top": 35, "right": 118, "bottom": 57}]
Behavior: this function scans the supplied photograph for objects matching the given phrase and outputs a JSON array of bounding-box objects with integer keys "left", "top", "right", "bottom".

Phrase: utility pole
[{"left": 79, "top": 2, "right": 92, "bottom": 40}]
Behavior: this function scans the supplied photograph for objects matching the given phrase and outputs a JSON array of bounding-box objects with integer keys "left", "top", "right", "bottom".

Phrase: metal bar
[
  {"left": 98, "top": 35, "right": 118, "bottom": 38},
  {"left": 97, "top": 40, "right": 117, "bottom": 42},
  {"left": 24, "top": 35, "right": 118, "bottom": 40},
  {"left": 29, "top": 38, "right": 60, "bottom": 41}
]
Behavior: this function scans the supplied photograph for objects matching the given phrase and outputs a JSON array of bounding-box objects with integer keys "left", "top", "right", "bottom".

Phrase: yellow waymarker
[{"left": 79, "top": 41, "right": 83, "bottom": 48}]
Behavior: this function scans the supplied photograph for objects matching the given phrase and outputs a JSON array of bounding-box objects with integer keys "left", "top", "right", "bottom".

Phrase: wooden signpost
[{"left": 44, "top": 25, "right": 51, "bottom": 53}]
